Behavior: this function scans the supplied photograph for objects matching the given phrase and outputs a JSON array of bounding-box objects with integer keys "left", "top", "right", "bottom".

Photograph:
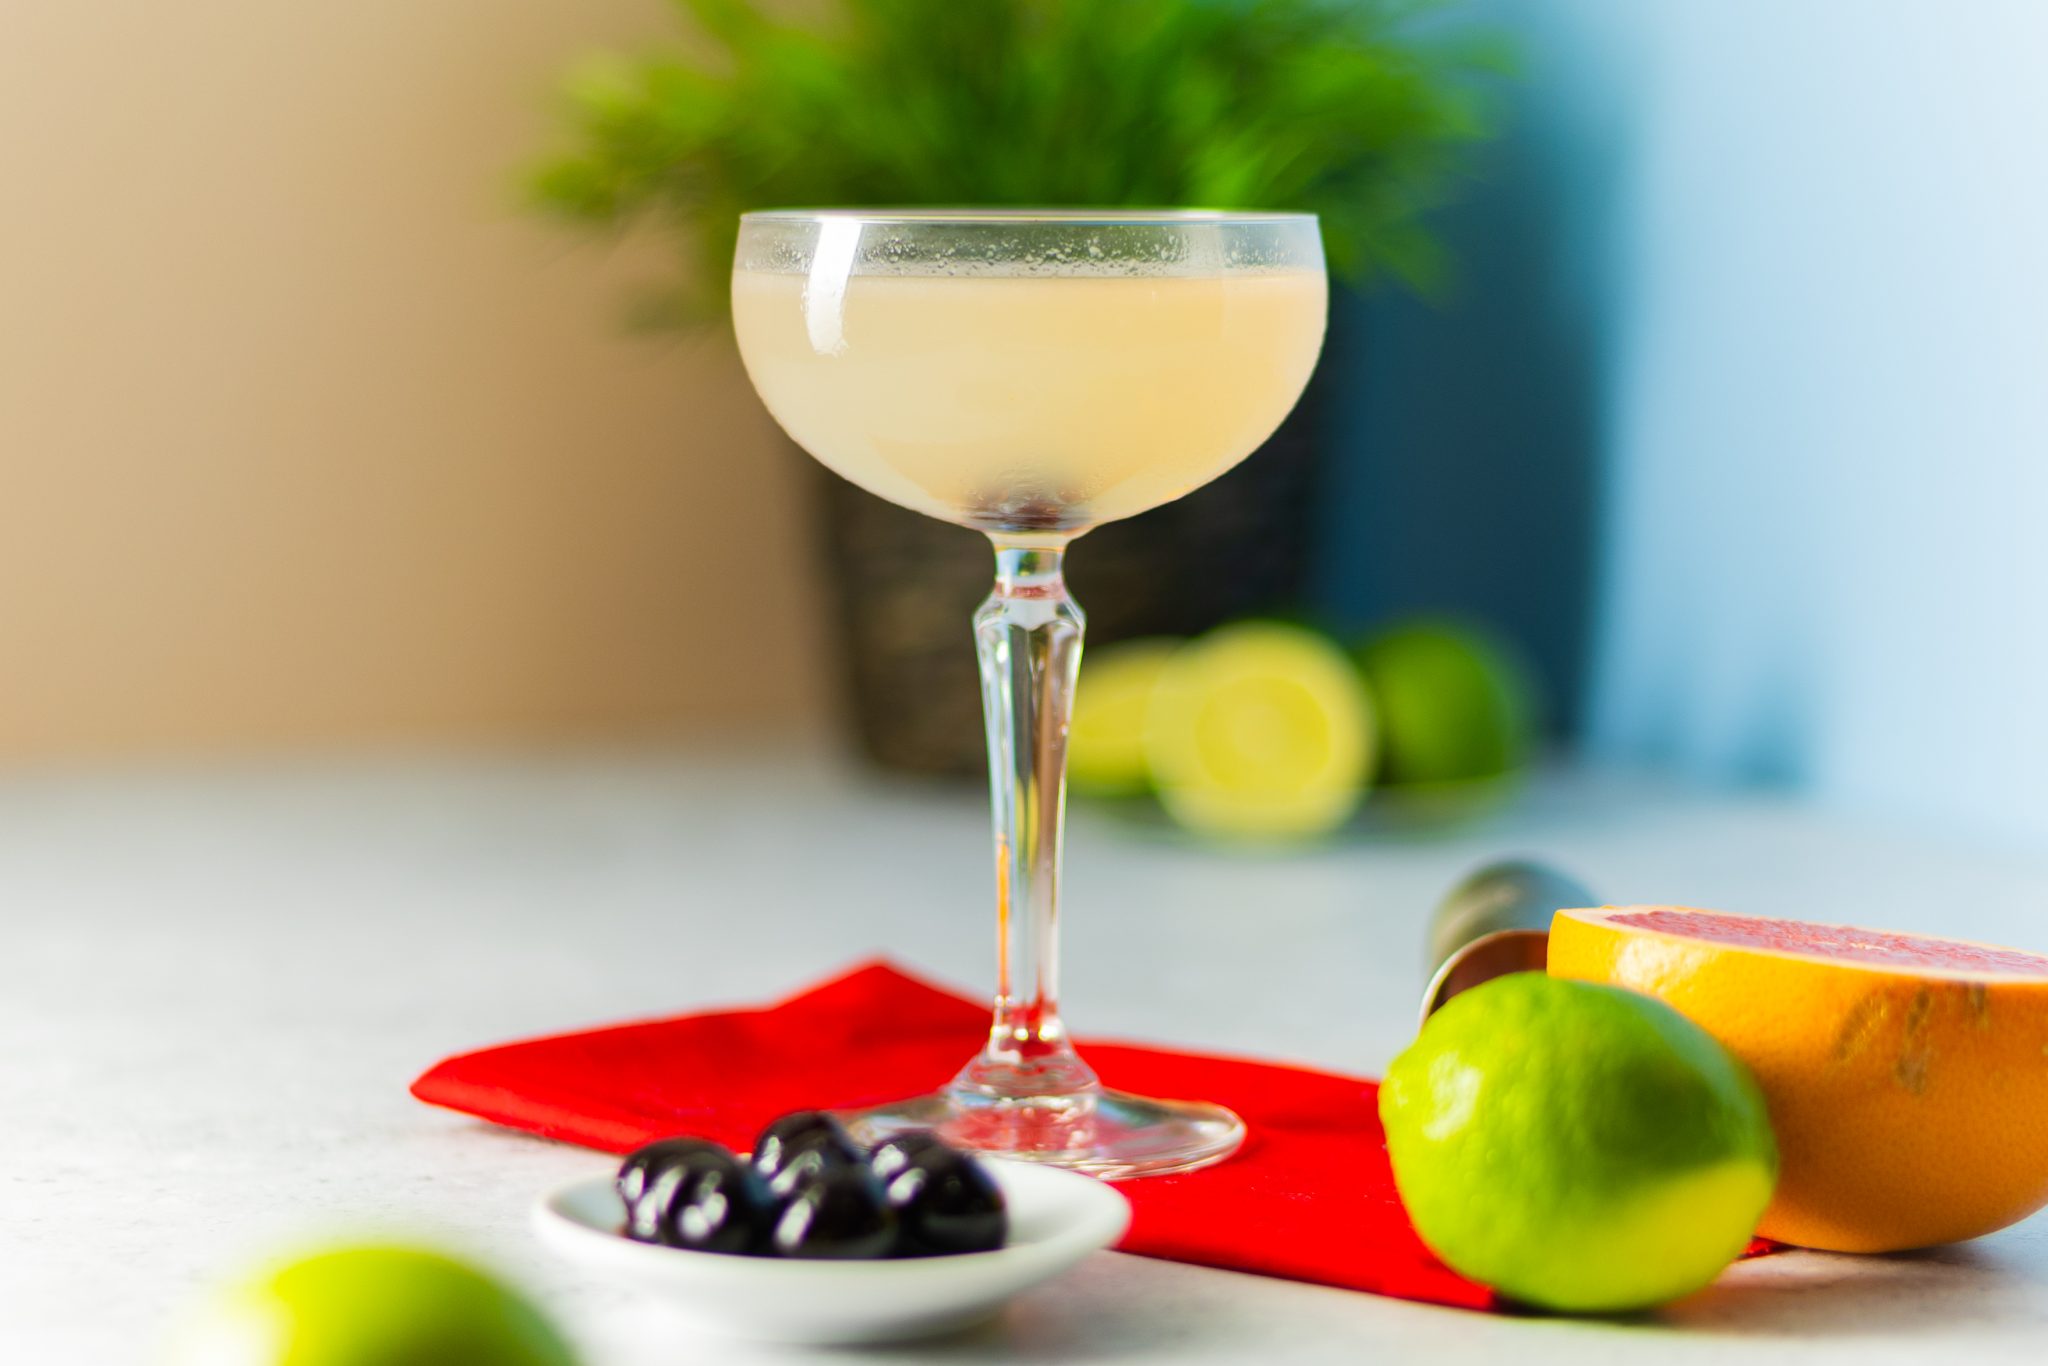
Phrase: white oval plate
[{"left": 533, "top": 1159, "right": 1132, "bottom": 1345}]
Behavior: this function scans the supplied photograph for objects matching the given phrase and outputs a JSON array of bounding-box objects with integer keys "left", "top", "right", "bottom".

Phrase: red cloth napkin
[{"left": 411, "top": 960, "right": 1770, "bottom": 1311}]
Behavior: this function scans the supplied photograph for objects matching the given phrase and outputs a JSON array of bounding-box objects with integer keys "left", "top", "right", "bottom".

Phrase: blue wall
[
  {"left": 1319, "top": 0, "right": 1638, "bottom": 732},
  {"left": 1327, "top": 0, "right": 2048, "bottom": 841}
]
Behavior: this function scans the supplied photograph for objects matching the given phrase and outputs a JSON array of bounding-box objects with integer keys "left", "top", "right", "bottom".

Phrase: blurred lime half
[
  {"left": 1069, "top": 638, "right": 1181, "bottom": 797},
  {"left": 169, "top": 1246, "right": 577, "bottom": 1366},
  {"left": 1143, "top": 621, "right": 1374, "bottom": 839},
  {"left": 1355, "top": 620, "right": 1534, "bottom": 788}
]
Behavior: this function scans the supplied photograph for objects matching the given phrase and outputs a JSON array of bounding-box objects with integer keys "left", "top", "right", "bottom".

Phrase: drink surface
[{"left": 732, "top": 268, "right": 1327, "bottom": 535}]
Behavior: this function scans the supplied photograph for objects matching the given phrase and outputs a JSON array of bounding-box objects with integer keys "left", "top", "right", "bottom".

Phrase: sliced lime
[
  {"left": 1143, "top": 621, "right": 1374, "bottom": 839},
  {"left": 1069, "top": 638, "right": 1182, "bottom": 797}
]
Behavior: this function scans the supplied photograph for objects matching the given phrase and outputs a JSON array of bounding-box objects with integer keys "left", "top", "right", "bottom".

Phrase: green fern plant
[{"left": 531, "top": 0, "right": 1500, "bottom": 320}]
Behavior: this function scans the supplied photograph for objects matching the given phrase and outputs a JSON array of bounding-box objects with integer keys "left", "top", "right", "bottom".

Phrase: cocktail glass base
[{"left": 840, "top": 1082, "right": 1245, "bottom": 1181}]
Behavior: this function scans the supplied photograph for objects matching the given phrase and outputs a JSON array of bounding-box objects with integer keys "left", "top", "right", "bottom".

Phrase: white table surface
[{"left": 8, "top": 746, "right": 2048, "bottom": 1363}]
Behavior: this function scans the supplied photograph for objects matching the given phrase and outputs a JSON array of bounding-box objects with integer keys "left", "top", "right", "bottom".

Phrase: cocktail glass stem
[
  {"left": 835, "top": 530, "right": 1247, "bottom": 1174},
  {"left": 953, "top": 538, "right": 1101, "bottom": 1107}
]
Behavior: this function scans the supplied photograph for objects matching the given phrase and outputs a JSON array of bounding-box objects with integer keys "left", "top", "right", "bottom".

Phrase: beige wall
[{"left": 0, "top": 1, "right": 826, "bottom": 762}]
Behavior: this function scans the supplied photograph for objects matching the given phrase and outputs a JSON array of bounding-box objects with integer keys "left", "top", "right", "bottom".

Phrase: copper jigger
[{"left": 1419, "top": 860, "right": 1596, "bottom": 1029}]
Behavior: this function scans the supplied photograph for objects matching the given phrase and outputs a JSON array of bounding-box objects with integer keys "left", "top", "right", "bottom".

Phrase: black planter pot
[{"left": 806, "top": 380, "right": 1330, "bottom": 777}]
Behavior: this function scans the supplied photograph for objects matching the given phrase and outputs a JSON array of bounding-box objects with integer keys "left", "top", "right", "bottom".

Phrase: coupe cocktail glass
[{"left": 733, "top": 210, "right": 1327, "bottom": 1177}]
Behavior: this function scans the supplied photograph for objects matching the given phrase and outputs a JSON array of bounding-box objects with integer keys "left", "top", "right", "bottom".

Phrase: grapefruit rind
[
  {"left": 1558, "top": 905, "right": 2048, "bottom": 981},
  {"left": 1550, "top": 904, "right": 2048, "bottom": 1252}
]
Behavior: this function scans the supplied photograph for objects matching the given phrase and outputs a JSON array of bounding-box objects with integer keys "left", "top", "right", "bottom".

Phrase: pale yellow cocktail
[{"left": 733, "top": 268, "right": 1325, "bottom": 534}]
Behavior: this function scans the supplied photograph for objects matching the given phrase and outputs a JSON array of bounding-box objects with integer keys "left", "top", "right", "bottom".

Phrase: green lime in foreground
[
  {"left": 169, "top": 1246, "right": 577, "bottom": 1366},
  {"left": 1355, "top": 621, "right": 1533, "bottom": 788},
  {"left": 1380, "top": 973, "right": 1777, "bottom": 1313},
  {"left": 1068, "top": 637, "right": 1182, "bottom": 797},
  {"left": 1142, "top": 621, "right": 1374, "bottom": 839}
]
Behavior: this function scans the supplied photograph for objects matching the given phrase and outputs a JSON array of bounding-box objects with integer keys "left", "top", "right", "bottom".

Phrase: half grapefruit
[{"left": 1549, "top": 906, "right": 2048, "bottom": 1253}]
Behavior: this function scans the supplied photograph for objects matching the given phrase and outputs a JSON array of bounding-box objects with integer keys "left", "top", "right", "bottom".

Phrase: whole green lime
[
  {"left": 169, "top": 1246, "right": 577, "bottom": 1366},
  {"left": 1380, "top": 973, "right": 1776, "bottom": 1313},
  {"left": 1355, "top": 621, "right": 1533, "bottom": 787}
]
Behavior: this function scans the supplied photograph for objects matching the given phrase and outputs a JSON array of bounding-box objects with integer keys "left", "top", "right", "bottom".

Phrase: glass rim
[{"left": 739, "top": 207, "right": 1319, "bottom": 228}]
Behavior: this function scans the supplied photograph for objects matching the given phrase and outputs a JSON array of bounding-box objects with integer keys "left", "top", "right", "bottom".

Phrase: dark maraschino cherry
[
  {"left": 867, "top": 1130, "right": 952, "bottom": 1185},
  {"left": 615, "top": 1138, "right": 773, "bottom": 1254},
  {"left": 752, "top": 1110, "right": 866, "bottom": 1196},
  {"left": 770, "top": 1163, "right": 899, "bottom": 1259},
  {"left": 617, "top": 1139, "right": 724, "bottom": 1242},
  {"left": 614, "top": 1113, "right": 1008, "bottom": 1260},
  {"left": 876, "top": 1141, "right": 1007, "bottom": 1256}
]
